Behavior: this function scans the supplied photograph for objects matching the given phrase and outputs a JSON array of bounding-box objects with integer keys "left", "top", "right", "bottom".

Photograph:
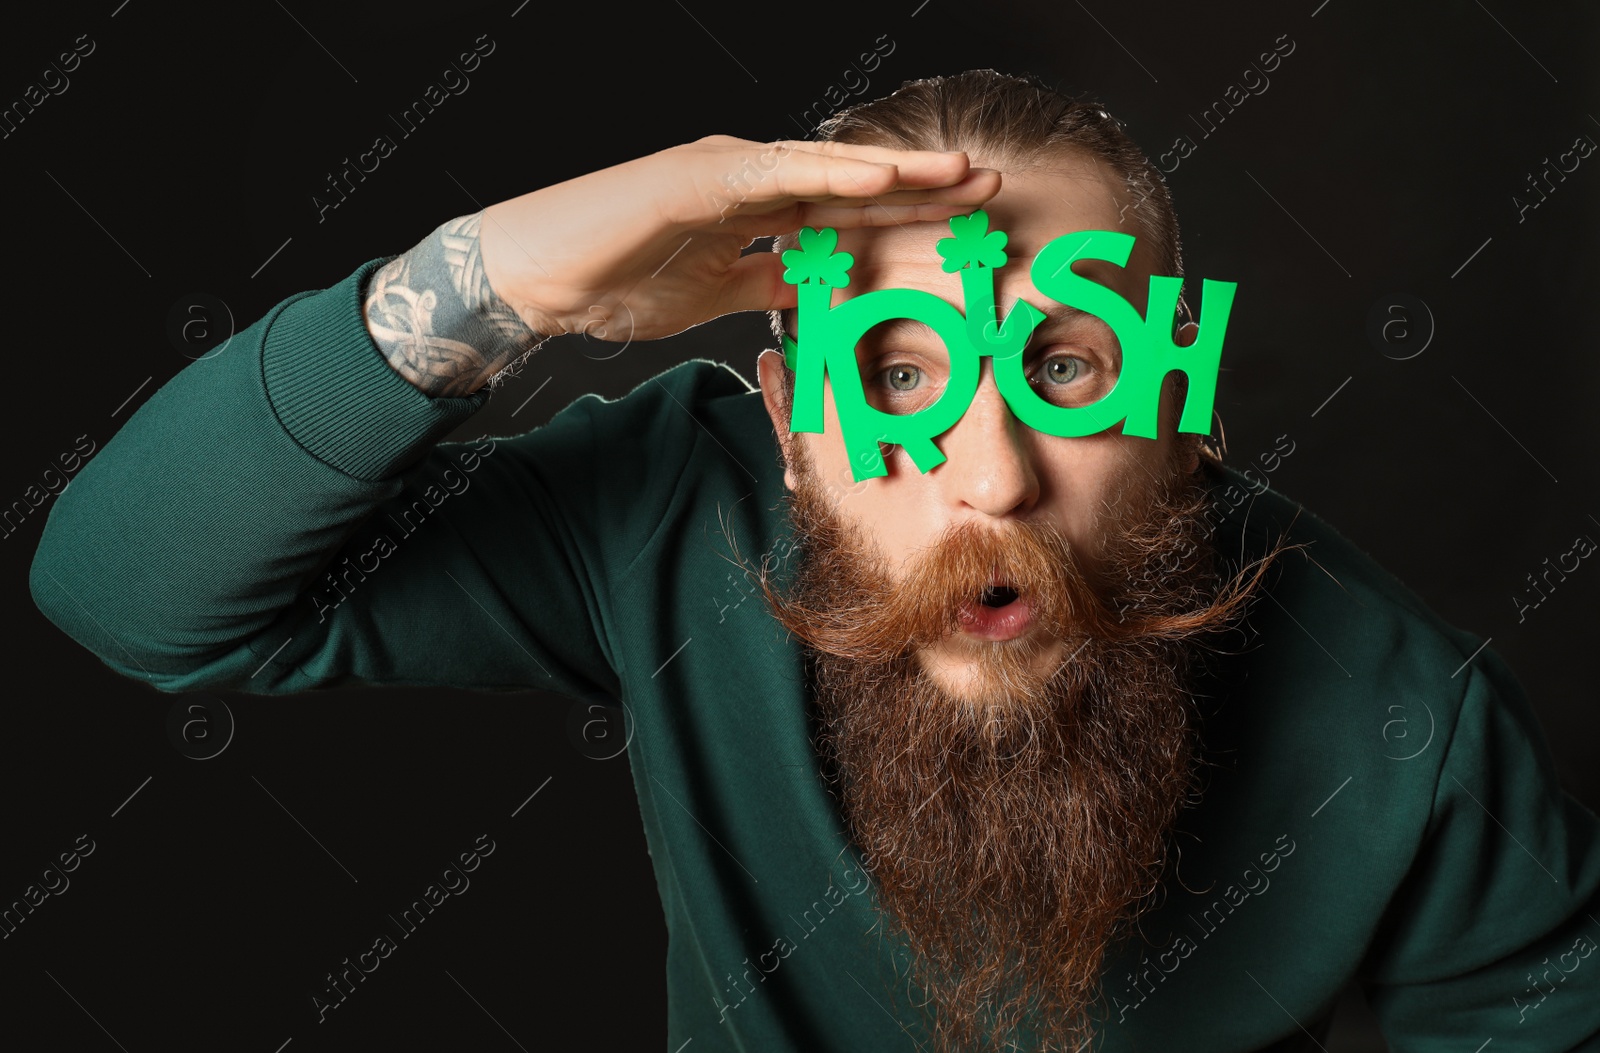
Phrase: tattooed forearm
[{"left": 363, "top": 212, "right": 544, "bottom": 397}]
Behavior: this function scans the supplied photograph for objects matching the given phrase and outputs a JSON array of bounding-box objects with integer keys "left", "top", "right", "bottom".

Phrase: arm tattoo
[{"left": 363, "top": 212, "right": 544, "bottom": 397}]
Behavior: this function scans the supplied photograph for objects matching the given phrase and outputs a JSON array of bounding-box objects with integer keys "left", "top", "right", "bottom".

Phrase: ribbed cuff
[{"left": 261, "top": 256, "right": 492, "bottom": 480}]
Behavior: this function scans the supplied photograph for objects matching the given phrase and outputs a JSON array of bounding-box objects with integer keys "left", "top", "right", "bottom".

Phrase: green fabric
[{"left": 31, "top": 257, "right": 1600, "bottom": 1051}]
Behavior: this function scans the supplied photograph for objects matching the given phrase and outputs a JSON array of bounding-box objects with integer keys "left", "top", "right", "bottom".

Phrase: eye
[
  {"left": 1027, "top": 350, "right": 1114, "bottom": 408},
  {"left": 863, "top": 353, "right": 948, "bottom": 414},
  {"left": 884, "top": 364, "right": 921, "bottom": 391},
  {"left": 1038, "top": 355, "right": 1083, "bottom": 385}
]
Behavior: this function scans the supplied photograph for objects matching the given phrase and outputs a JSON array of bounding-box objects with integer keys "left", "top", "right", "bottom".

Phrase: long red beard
[{"left": 742, "top": 443, "right": 1281, "bottom": 1052}]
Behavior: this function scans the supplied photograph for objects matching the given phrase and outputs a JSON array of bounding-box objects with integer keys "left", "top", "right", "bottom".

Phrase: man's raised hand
[
  {"left": 479, "top": 136, "right": 999, "bottom": 343},
  {"left": 363, "top": 136, "right": 998, "bottom": 398}
]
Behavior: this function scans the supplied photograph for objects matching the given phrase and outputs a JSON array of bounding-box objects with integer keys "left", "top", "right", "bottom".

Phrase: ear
[
  {"left": 1180, "top": 435, "right": 1201, "bottom": 476},
  {"left": 1174, "top": 321, "right": 1202, "bottom": 474},
  {"left": 757, "top": 348, "right": 799, "bottom": 492}
]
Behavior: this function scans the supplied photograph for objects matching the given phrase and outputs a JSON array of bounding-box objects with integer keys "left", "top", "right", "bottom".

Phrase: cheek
[
  {"left": 1030, "top": 432, "right": 1150, "bottom": 554},
  {"left": 799, "top": 432, "right": 872, "bottom": 510},
  {"left": 816, "top": 372, "right": 955, "bottom": 487},
  {"left": 814, "top": 380, "right": 871, "bottom": 482},
  {"left": 838, "top": 468, "right": 936, "bottom": 556},
  {"left": 806, "top": 453, "right": 942, "bottom": 573}
]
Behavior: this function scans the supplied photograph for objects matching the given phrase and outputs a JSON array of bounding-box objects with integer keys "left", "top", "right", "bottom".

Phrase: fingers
[
  {"left": 776, "top": 139, "right": 981, "bottom": 189},
  {"left": 718, "top": 140, "right": 985, "bottom": 206},
  {"left": 710, "top": 166, "right": 1000, "bottom": 240},
  {"left": 795, "top": 198, "right": 999, "bottom": 230},
  {"left": 764, "top": 151, "right": 904, "bottom": 203},
  {"left": 806, "top": 165, "right": 1001, "bottom": 209},
  {"left": 716, "top": 189, "right": 1000, "bottom": 241}
]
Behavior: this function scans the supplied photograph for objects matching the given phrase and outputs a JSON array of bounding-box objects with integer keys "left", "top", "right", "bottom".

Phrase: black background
[{"left": 4, "top": 0, "right": 1597, "bottom": 1048}]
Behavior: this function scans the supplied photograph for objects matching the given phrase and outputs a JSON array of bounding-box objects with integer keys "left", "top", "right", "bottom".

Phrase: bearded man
[{"left": 31, "top": 70, "right": 1600, "bottom": 1052}]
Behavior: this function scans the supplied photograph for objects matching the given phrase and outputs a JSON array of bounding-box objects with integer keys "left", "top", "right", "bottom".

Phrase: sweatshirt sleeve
[
  {"left": 1361, "top": 641, "right": 1600, "bottom": 1050},
  {"left": 29, "top": 256, "right": 622, "bottom": 704}
]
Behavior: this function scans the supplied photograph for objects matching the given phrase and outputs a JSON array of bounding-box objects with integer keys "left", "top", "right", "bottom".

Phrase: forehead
[{"left": 831, "top": 152, "right": 1150, "bottom": 309}]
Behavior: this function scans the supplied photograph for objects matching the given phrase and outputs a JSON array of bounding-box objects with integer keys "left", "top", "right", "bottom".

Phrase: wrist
[{"left": 363, "top": 212, "right": 547, "bottom": 397}]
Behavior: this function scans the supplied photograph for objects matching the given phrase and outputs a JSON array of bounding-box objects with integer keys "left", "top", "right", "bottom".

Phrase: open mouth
[
  {"left": 958, "top": 581, "right": 1034, "bottom": 642},
  {"left": 979, "top": 584, "right": 1020, "bottom": 608}
]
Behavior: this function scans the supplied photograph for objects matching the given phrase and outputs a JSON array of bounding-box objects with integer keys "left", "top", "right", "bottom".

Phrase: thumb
[{"left": 714, "top": 250, "right": 800, "bottom": 318}]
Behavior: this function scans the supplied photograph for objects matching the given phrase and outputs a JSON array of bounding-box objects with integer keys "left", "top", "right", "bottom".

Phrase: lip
[{"left": 956, "top": 591, "right": 1035, "bottom": 641}]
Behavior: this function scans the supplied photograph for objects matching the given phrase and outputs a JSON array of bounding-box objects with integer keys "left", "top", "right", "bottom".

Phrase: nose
[{"left": 931, "top": 358, "right": 1041, "bottom": 519}]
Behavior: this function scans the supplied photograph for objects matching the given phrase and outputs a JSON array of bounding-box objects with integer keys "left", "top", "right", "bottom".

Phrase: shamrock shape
[
  {"left": 936, "top": 209, "right": 1009, "bottom": 272},
  {"left": 781, "top": 226, "right": 854, "bottom": 287}
]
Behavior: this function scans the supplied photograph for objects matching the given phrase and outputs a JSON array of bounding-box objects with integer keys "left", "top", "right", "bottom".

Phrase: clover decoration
[
  {"left": 935, "top": 209, "right": 1010, "bottom": 272},
  {"left": 781, "top": 226, "right": 854, "bottom": 288},
  {"left": 937, "top": 209, "right": 1043, "bottom": 362}
]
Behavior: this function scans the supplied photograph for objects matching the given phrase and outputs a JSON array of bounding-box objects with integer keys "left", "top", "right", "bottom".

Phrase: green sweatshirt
[{"left": 30, "top": 257, "right": 1600, "bottom": 1052}]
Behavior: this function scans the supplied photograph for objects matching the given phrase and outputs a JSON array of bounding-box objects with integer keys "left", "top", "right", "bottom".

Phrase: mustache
[{"left": 743, "top": 467, "right": 1281, "bottom": 666}]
